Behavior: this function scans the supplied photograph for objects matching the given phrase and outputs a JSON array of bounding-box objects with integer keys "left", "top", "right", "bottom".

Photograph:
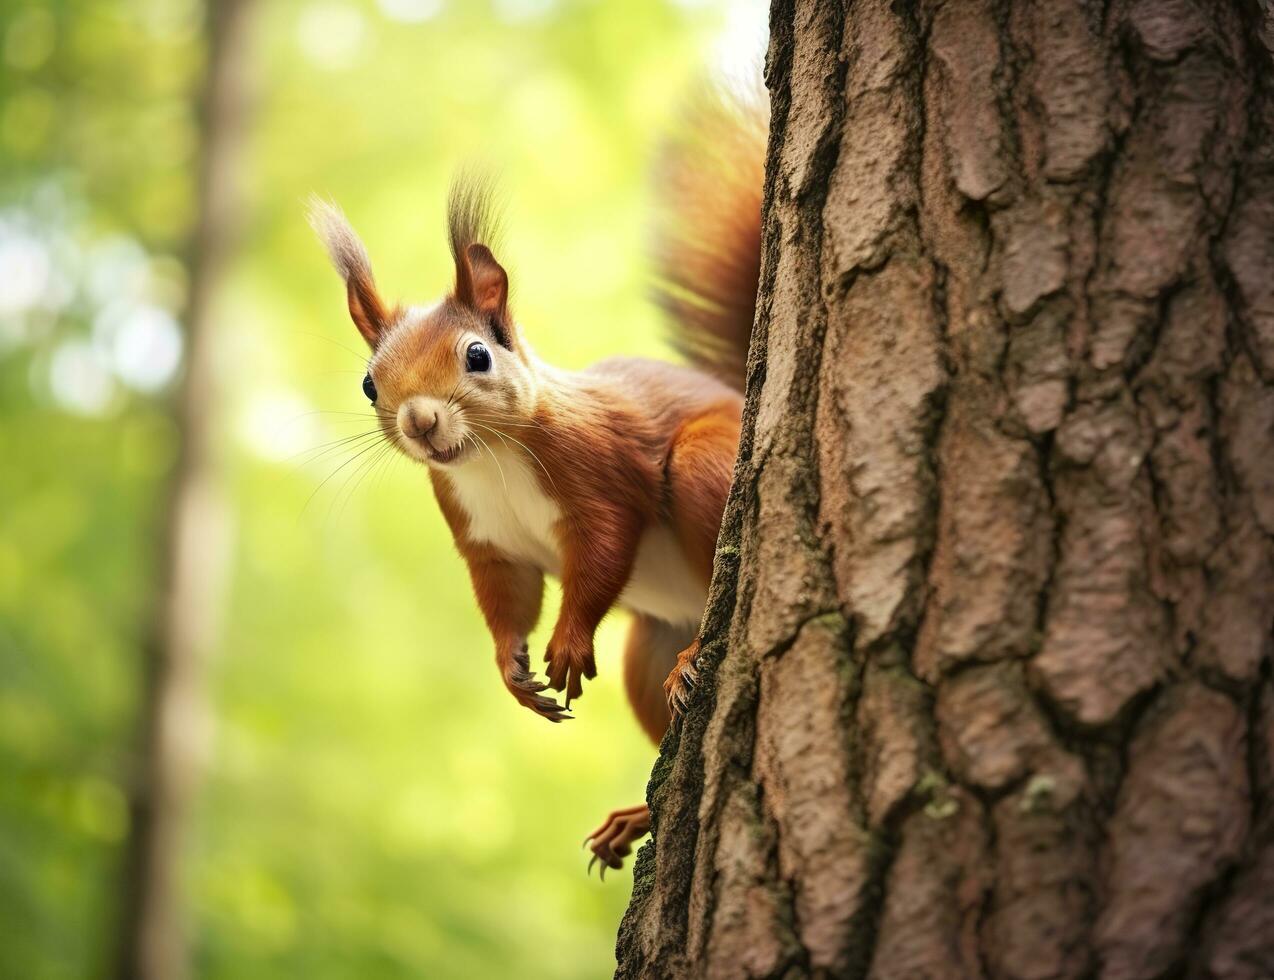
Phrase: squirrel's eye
[
  {"left": 466, "top": 342, "right": 491, "bottom": 373},
  {"left": 362, "top": 372, "right": 377, "bottom": 404}
]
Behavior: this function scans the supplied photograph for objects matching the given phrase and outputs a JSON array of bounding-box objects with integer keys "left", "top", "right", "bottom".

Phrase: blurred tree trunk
[
  {"left": 617, "top": 1, "right": 1274, "bottom": 977},
  {"left": 114, "top": 2, "right": 251, "bottom": 978}
]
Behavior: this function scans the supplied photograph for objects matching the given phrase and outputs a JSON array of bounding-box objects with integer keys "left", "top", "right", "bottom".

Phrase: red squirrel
[{"left": 311, "top": 93, "right": 765, "bottom": 874}]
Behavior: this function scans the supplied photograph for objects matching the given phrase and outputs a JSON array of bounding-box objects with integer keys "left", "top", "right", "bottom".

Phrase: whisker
[
  {"left": 292, "top": 331, "right": 372, "bottom": 364},
  {"left": 334, "top": 440, "right": 394, "bottom": 520},
  {"left": 288, "top": 410, "right": 384, "bottom": 420},
  {"left": 468, "top": 429, "right": 507, "bottom": 493},
  {"left": 466, "top": 420, "right": 557, "bottom": 492},
  {"left": 288, "top": 429, "right": 386, "bottom": 468},
  {"left": 270, "top": 410, "right": 382, "bottom": 444},
  {"left": 454, "top": 378, "right": 482, "bottom": 406},
  {"left": 461, "top": 404, "right": 550, "bottom": 427},
  {"left": 464, "top": 412, "right": 548, "bottom": 431},
  {"left": 368, "top": 439, "right": 399, "bottom": 493},
  {"left": 291, "top": 432, "right": 385, "bottom": 464},
  {"left": 346, "top": 439, "right": 392, "bottom": 506},
  {"left": 303, "top": 438, "right": 390, "bottom": 516}
]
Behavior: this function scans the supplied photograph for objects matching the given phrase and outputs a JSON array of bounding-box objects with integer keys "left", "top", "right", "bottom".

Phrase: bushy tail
[{"left": 650, "top": 86, "right": 768, "bottom": 394}]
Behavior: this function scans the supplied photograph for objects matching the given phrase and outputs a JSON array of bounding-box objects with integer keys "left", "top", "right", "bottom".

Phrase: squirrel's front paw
[
  {"left": 544, "top": 641, "right": 596, "bottom": 707},
  {"left": 503, "top": 644, "right": 572, "bottom": 723}
]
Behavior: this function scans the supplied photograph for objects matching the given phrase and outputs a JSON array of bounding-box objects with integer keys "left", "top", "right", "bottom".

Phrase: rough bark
[
  {"left": 113, "top": 3, "right": 250, "bottom": 978},
  {"left": 617, "top": 1, "right": 1274, "bottom": 977}
]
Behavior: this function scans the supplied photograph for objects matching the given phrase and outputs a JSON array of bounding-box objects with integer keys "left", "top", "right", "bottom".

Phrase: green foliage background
[{"left": 0, "top": 1, "right": 760, "bottom": 976}]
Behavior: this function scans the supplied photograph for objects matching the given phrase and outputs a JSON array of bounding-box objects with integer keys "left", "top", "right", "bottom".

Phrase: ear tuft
[
  {"left": 446, "top": 174, "right": 501, "bottom": 298},
  {"left": 308, "top": 197, "right": 369, "bottom": 281},
  {"left": 446, "top": 177, "right": 516, "bottom": 348},
  {"left": 307, "top": 196, "right": 392, "bottom": 348}
]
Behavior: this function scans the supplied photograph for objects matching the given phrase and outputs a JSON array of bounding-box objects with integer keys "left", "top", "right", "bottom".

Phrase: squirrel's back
[{"left": 650, "top": 86, "right": 768, "bottom": 395}]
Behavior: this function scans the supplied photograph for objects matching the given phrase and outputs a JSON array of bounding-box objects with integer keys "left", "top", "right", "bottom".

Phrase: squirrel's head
[{"left": 309, "top": 182, "right": 536, "bottom": 469}]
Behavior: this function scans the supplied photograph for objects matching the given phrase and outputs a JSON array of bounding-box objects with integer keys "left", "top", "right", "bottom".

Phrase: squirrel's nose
[{"left": 398, "top": 401, "right": 439, "bottom": 440}]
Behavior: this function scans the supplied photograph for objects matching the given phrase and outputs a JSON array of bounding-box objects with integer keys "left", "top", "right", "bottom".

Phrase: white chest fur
[
  {"left": 623, "top": 525, "right": 709, "bottom": 628},
  {"left": 443, "top": 445, "right": 708, "bottom": 628},
  {"left": 445, "top": 445, "right": 563, "bottom": 572}
]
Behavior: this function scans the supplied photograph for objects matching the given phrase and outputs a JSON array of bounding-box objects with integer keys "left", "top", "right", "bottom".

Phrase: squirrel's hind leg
[
  {"left": 623, "top": 615, "right": 692, "bottom": 744},
  {"left": 666, "top": 409, "right": 740, "bottom": 584},
  {"left": 657, "top": 410, "right": 738, "bottom": 720},
  {"left": 582, "top": 616, "right": 691, "bottom": 877}
]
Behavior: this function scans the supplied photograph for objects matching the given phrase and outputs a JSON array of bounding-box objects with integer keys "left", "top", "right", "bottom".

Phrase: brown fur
[{"left": 651, "top": 86, "right": 768, "bottom": 393}]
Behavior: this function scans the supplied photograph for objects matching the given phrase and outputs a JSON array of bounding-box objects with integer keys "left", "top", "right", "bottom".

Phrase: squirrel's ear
[
  {"left": 460, "top": 243, "right": 514, "bottom": 349},
  {"left": 308, "top": 198, "right": 393, "bottom": 348}
]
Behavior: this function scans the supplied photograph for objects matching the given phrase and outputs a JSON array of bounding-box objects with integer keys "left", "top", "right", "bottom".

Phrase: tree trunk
[
  {"left": 617, "top": 2, "right": 1274, "bottom": 977},
  {"left": 114, "top": 3, "right": 250, "bottom": 978}
]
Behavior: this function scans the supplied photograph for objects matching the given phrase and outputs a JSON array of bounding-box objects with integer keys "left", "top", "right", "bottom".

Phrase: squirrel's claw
[
  {"left": 518, "top": 683, "right": 573, "bottom": 722},
  {"left": 663, "top": 639, "right": 701, "bottom": 722},
  {"left": 585, "top": 853, "right": 612, "bottom": 881},
  {"left": 504, "top": 645, "right": 573, "bottom": 722},
  {"left": 544, "top": 642, "right": 596, "bottom": 707},
  {"left": 584, "top": 804, "right": 650, "bottom": 879},
  {"left": 524, "top": 690, "right": 574, "bottom": 722}
]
